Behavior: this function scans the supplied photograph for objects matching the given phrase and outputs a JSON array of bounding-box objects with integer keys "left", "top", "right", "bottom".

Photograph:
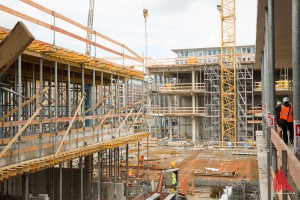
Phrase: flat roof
[
  {"left": 255, "top": 0, "right": 292, "bottom": 69},
  {"left": 171, "top": 45, "right": 255, "bottom": 53}
]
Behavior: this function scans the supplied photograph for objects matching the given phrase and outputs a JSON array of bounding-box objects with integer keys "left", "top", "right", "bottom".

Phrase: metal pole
[
  {"left": 80, "top": 157, "right": 83, "bottom": 200},
  {"left": 282, "top": 150, "right": 287, "bottom": 200},
  {"left": 292, "top": 0, "right": 300, "bottom": 159},
  {"left": 101, "top": 72, "right": 104, "bottom": 142},
  {"left": 125, "top": 144, "right": 129, "bottom": 200},
  {"left": 82, "top": 66, "right": 86, "bottom": 144},
  {"left": 114, "top": 148, "right": 117, "bottom": 200},
  {"left": 17, "top": 56, "right": 21, "bottom": 162},
  {"left": 97, "top": 152, "right": 101, "bottom": 200},
  {"left": 55, "top": 62, "right": 58, "bottom": 151},
  {"left": 93, "top": 70, "right": 96, "bottom": 143},
  {"left": 68, "top": 65, "right": 71, "bottom": 150},
  {"left": 39, "top": 58, "right": 43, "bottom": 158},
  {"left": 70, "top": 160, "right": 73, "bottom": 200},
  {"left": 137, "top": 142, "right": 140, "bottom": 195},
  {"left": 147, "top": 137, "right": 149, "bottom": 184},
  {"left": 24, "top": 174, "right": 28, "bottom": 200},
  {"left": 59, "top": 164, "right": 62, "bottom": 200}
]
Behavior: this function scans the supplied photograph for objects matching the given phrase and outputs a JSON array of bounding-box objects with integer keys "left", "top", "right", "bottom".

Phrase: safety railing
[
  {"left": 148, "top": 106, "right": 206, "bottom": 115},
  {"left": 159, "top": 83, "right": 205, "bottom": 92},
  {"left": 254, "top": 80, "right": 292, "bottom": 91}
]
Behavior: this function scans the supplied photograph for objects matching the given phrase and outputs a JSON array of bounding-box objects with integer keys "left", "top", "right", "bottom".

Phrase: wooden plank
[
  {"left": 0, "top": 21, "right": 34, "bottom": 75},
  {"left": 55, "top": 94, "right": 85, "bottom": 156},
  {"left": 0, "top": 100, "right": 47, "bottom": 159}
]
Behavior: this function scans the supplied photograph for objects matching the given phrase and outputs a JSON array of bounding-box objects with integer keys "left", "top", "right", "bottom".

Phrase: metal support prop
[
  {"left": 97, "top": 151, "right": 101, "bottom": 199},
  {"left": 80, "top": 157, "right": 83, "bottom": 200},
  {"left": 67, "top": 65, "right": 71, "bottom": 150},
  {"left": 292, "top": 0, "right": 300, "bottom": 159},
  {"left": 39, "top": 58, "right": 43, "bottom": 158},
  {"left": 125, "top": 144, "right": 129, "bottom": 200},
  {"left": 24, "top": 174, "right": 28, "bottom": 200},
  {"left": 59, "top": 164, "right": 62, "bottom": 200},
  {"left": 55, "top": 62, "right": 58, "bottom": 151},
  {"left": 17, "top": 56, "right": 22, "bottom": 162},
  {"left": 82, "top": 66, "right": 86, "bottom": 144},
  {"left": 147, "top": 137, "right": 149, "bottom": 183},
  {"left": 101, "top": 72, "right": 104, "bottom": 142},
  {"left": 92, "top": 70, "right": 96, "bottom": 143},
  {"left": 70, "top": 160, "right": 73, "bottom": 200},
  {"left": 137, "top": 142, "right": 140, "bottom": 195},
  {"left": 114, "top": 148, "right": 117, "bottom": 200},
  {"left": 282, "top": 150, "right": 287, "bottom": 200}
]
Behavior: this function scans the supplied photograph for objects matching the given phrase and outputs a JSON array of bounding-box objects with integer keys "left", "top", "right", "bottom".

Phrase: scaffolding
[
  {"left": 237, "top": 64, "right": 254, "bottom": 142},
  {"left": 203, "top": 66, "right": 221, "bottom": 141}
]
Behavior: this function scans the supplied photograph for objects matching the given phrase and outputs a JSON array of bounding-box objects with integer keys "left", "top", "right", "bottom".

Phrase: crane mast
[
  {"left": 220, "top": 0, "right": 237, "bottom": 145},
  {"left": 86, "top": 0, "right": 95, "bottom": 56}
]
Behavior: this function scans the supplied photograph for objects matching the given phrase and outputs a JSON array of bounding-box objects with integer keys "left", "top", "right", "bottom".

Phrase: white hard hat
[
  {"left": 277, "top": 101, "right": 282, "bottom": 106},
  {"left": 283, "top": 97, "right": 289, "bottom": 103}
]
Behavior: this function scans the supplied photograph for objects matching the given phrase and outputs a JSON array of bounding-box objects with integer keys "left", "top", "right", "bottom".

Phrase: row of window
[
  {"left": 177, "top": 47, "right": 256, "bottom": 58},
  {"left": 176, "top": 56, "right": 255, "bottom": 64}
]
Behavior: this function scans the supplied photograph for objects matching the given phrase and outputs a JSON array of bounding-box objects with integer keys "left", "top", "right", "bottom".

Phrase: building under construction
[{"left": 0, "top": 0, "right": 300, "bottom": 200}]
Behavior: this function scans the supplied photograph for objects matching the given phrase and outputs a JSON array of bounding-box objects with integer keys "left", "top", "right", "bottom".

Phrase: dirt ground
[{"left": 125, "top": 142, "right": 259, "bottom": 183}]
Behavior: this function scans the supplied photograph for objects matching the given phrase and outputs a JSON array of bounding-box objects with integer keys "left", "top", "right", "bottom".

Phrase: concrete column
[
  {"left": 192, "top": 117, "right": 196, "bottom": 142},
  {"left": 169, "top": 117, "right": 172, "bottom": 141},
  {"left": 292, "top": 0, "right": 300, "bottom": 159}
]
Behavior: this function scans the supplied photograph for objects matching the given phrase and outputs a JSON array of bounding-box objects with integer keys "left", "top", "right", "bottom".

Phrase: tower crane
[
  {"left": 86, "top": 0, "right": 95, "bottom": 56},
  {"left": 219, "top": 0, "right": 237, "bottom": 146}
]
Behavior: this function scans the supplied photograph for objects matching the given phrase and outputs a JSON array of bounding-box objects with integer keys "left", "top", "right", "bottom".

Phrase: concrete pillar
[{"left": 192, "top": 117, "right": 196, "bottom": 142}]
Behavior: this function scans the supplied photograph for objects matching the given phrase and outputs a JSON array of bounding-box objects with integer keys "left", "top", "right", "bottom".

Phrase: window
[
  {"left": 208, "top": 50, "right": 212, "bottom": 55},
  {"left": 185, "top": 51, "right": 188, "bottom": 57},
  {"left": 213, "top": 50, "right": 217, "bottom": 55},
  {"left": 236, "top": 47, "right": 241, "bottom": 53},
  {"left": 242, "top": 48, "right": 247, "bottom": 54},
  {"left": 199, "top": 51, "right": 203, "bottom": 56},
  {"left": 203, "top": 50, "right": 207, "bottom": 56},
  {"left": 247, "top": 48, "right": 251, "bottom": 54},
  {"left": 218, "top": 49, "right": 221, "bottom": 55},
  {"left": 180, "top": 52, "right": 184, "bottom": 57}
]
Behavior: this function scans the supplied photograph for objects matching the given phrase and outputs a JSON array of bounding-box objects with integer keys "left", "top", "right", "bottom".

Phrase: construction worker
[
  {"left": 276, "top": 101, "right": 282, "bottom": 125},
  {"left": 277, "top": 97, "right": 294, "bottom": 144},
  {"left": 172, "top": 172, "right": 177, "bottom": 190}
]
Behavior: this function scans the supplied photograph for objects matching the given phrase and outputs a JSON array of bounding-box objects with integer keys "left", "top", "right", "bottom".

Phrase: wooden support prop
[
  {"left": 0, "top": 100, "right": 47, "bottom": 159},
  {"left": 113, "top": 108, "right": 134, "bottom": 136},
  {"left": 55, "top": 93, "right": 86, "bottom": 156},
  {"left": 0, "top": 86, "right": 49, "bottom": 122},
  {"left": 84, "top": 109, "right": 113, "bottom": 144},
  {"left": 0, "top": 21, "right": 34, "bottom": 75},
  {"left": 84, "top": 93, "right": 110, "bottom": 115}
]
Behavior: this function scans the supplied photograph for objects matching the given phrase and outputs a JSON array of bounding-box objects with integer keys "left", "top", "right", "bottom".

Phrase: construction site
[{"left": 0, "top": 0, "right": 299, "bottom": 200}]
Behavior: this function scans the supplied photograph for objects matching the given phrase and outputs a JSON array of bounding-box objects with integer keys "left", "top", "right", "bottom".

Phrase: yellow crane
[{"left": 219, "top": 0, "right": 237, "bottom": 146}]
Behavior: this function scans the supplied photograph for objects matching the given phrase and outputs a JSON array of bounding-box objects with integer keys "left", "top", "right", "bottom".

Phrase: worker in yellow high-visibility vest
[{"left": 172, "top": 172, "right": 177, "bottom": 190}]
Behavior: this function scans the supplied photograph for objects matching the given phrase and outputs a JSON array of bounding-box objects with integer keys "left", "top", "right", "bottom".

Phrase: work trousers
[{"left": 281, "top": 121, "right": 294, "bottom": 144}]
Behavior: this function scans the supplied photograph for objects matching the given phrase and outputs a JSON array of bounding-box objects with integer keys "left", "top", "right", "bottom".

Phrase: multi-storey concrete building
[{"left": 147, "top": 45, "right": 257, "bottom": 144}]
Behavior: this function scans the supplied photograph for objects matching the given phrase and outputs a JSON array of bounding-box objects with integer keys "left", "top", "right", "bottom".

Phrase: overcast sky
[{"left": 1, "top": 0, "right": 257, "bottom": 65}]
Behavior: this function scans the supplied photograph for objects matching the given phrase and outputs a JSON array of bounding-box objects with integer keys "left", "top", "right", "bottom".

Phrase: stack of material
[
  {"left": 194, "top": 169, "right": 236, "bottom": 177},
  {"left": 140, "top": 137, "right": 158, "bottom": 147},
  {"left": 37, "top": 194, "right": 49, "bottom": 200}
]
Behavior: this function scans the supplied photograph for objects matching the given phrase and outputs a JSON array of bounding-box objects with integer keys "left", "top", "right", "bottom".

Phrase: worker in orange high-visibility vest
[{"left": 277, "top": 97, "right": 294, "bottom": 144}]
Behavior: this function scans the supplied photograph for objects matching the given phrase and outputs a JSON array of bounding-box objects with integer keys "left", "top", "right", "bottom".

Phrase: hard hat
[
  {"left": 277, "top": 101, "right": 282, "bottom": 106},
  {"left": 283, "top": 97, "right": 289, "bottom": 103}
]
